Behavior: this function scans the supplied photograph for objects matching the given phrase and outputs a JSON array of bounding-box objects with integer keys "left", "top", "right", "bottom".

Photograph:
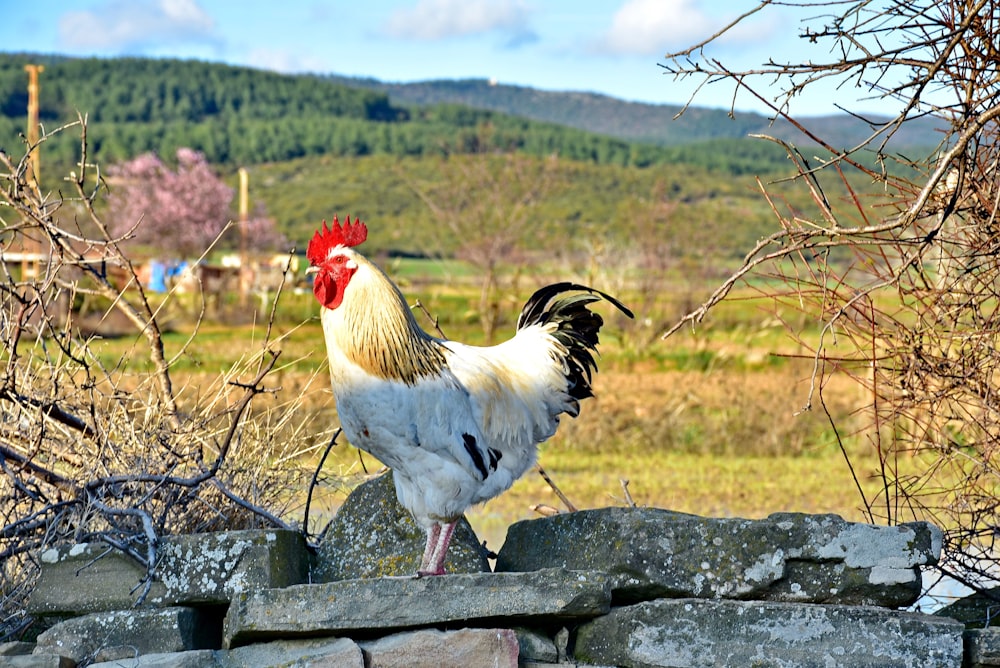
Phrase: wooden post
[
  {"left": 22, "top": 64, "right": 44, "bottom": 280},
  {"left": 238, "top": 167, "right": 250, "bottom": 306},
  {"left": 24, "top": 64, "right": 43, "bottom": 186}
]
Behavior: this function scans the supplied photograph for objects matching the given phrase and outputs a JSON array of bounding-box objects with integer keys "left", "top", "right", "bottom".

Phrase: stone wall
[{"left": 6, "top": 473, "right": 998, "bottom": 667}]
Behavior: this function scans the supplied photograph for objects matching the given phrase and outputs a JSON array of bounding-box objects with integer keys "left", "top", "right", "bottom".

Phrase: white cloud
[
  {"left": 58, "top": 0, "right": 218, "bottom": 51},
  {"left": 383, "top": 0, "right": 534, "bottom": 42},
  {"left": 596, "top": 0, "right": 767, "bottom": 57}
]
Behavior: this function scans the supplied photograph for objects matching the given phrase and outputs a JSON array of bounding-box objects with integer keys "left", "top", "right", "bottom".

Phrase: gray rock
[
  {"left": 0, "top": 642, "right": 36, "bottom": 656},
  {"left": 89, "top": 649, "right": 221, "bottom": 667},
  {"left": 224, "top": 637, "right": 363, "bottom": 667},
  {"left": 513, "top": 627, "right": 559, "bottom": 663},
  {"left": 223, "top": 568, "right": 610, "bottom": 648},
  {"left": 0, "top": 655, "right": 75, "bottom": 668},
  {"left": 965, "top": 628, "right": 1000, "bottom": 667},
  {"left": 574, "top": 598, "right": 965, "bottom": 668},
  {"left": 33, "top": 606, "right": 220, "bottom": 664},
  {"left": 520, "top": 664, "right": 616, "bottom": 668},
  {"left": 496, "top": 508, "right": 941, "bottom": 607},
  {"left": 312, "top": 471, "right": 489, "bottom": 580},
  {"left": 934, "top": 586, "right": 1000, "bottom": 628},
  {"left": 358, "top": 628, "right": 519, "bottom": 668},
  {"left": 29, "top": 530, "right": 309, "bottom": 617}
]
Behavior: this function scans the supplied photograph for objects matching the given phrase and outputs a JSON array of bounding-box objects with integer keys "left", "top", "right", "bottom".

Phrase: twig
[
  {"left": 535, "top": 464, "right": 577, "bottom": 512},
  {"left": 208, "top": 478, "right": 292, "bottom": 530},
  {"left": 0, "top": 442, "right": 77, "bottom": 494},
  {"left": 303, "top": 428, "right": 341, "bottom": 540},
  {"left": 86, "top": 498, "right": 158, "bottom": 604},
  {"left": 0, "top": 388, "right": 97, "bottom": 439},
  {"left": 819, "top": 367, "right": 873, "bottom": 524},
  {"left": 620, "top": 479, "right": 637, "bottom": 508},
  {"left": 412, "top": 299, "right": 448, "bottom": 339},
  {"left": 214, "top": 349, "right": 281, "bottom": 475}
]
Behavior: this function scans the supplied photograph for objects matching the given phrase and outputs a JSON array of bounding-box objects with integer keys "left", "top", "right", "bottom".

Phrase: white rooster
[{"left": 308, "top": 216, "right": 632, "bottom": 575}]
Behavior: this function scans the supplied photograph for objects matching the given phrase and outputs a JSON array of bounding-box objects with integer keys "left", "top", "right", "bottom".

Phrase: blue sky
[{"left": 1, "top": 0, "right": 885, "bottom": 117}]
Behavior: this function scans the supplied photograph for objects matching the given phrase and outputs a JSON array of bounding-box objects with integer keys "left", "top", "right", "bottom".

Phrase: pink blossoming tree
[{"left": 106, "top": 148, "right": 234, "bottom": 258}]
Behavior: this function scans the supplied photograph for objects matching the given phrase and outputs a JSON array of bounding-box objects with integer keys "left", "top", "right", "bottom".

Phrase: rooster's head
[{"left": 307, "top": 215, "right": 368, "bottom": 310}]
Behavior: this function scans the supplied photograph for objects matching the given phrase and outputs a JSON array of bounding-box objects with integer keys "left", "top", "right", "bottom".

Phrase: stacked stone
[{"left": 8, "top": 473, "right": 996, "bottom": 667}]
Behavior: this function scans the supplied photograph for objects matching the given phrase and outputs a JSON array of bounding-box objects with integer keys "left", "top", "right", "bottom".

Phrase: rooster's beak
[{"left": 305, "top": 266, "right": 319, "bottom": 275}]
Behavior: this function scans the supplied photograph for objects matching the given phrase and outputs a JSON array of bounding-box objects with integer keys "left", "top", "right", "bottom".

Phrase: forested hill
[
  {"left": 325, "top": 75, "right": 763, "bottom": 145},
  {"left": 0, "top": 54, "right": 932, "bottom": 179},
  {"left": 0, "top": 53, "right": 744, "bottom": 173},
  {"left": 323, "top": 76, "right": 943, "bottom": 150}
]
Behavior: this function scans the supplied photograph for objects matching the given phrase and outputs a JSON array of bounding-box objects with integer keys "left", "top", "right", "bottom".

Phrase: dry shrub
[
  {"left": 663, "top": 0, "right": 1000, "bottom": 596},
  {"left": 0, "top": 120, "right": 332, "bottom": 640}
]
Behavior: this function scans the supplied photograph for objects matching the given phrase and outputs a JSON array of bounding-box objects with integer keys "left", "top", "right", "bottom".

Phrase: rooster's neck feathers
[{"left": 327, "top": 254, "right": 446, "bottom": 385}]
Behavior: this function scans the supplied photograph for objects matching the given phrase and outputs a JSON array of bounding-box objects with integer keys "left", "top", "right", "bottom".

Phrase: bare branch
[
  {"left": 535, "top": 464, "right": 578, "bottom": 513},
  {"left": 1, "top": 118, "right": 313, "bottom": 640},
  {"left": 661, "top": 0, "right": 1000, "bottom": 597}
]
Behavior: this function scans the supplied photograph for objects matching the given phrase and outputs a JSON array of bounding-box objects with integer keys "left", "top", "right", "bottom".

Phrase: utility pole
[{"left": 22, "top": 64, "right": 44, "bottom": 280}]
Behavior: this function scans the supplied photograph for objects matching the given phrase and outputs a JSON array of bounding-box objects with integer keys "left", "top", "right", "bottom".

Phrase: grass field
[
  {"left": 77, "top": 265, "right": 890, "bottom": 552},
  {"left": 292, "top": 359, "right": 881, "bottom": 551}
]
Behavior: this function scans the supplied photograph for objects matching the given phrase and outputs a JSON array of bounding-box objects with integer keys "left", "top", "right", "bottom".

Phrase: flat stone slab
[
  {"left": 28, "top": 530, "right": 309, "bottom": 616},
  {"left": 88, "top": 649, "right": 221, "bottom": 667},
  {"left": 496, "top": 508, "right": 941, "bottom": 607},
  {"left": 358, "top": 628, "right": 519, "bottom": 668},
  {"left": 223, "top": 568, "right": 610, "bottom": 648},
  {"left": 33, "top": 607, "right": 220, "bottom": 664},
  {"left": 2, "top": 655, "right": 75, "bottom": 668},
  {"left": 225, "top": 637, "right": 364, "bottom": 668},
  {"left": 574, "top": 598, "right": 965, "bottom": 668}
]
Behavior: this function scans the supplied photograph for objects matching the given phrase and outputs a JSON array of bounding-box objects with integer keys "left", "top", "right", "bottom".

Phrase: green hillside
[
  {"left": 244, "top": 152, "right": 798, "bottom": 259},
  {"left": 0, "top": 55, "right": 671, "bottom": 171},
  {"left": 0, "top": 54, "right": 796, "bottom": 177},
  {"left": 0, "top": 54, "right": 879, "bottom": 264}
]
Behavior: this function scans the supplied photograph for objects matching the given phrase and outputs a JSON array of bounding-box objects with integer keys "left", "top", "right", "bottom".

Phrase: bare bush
[
  {"left": 663, "top": 0, "right": 1000, "bottom": 596},
  {"left": 0, "top": 119, "right": 330, "bottom": 640}
]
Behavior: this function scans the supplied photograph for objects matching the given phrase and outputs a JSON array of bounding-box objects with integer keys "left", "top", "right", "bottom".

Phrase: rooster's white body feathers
[{"left": 314, "top": 236, "right": 631, "bottom": 574}]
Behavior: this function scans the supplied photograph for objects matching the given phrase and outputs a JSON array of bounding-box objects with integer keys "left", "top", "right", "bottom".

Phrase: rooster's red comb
[{"left": 307, "top": 215, "right": 368, "bottom": 265}]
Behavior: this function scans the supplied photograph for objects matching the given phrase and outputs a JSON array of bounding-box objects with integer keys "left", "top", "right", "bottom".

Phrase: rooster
[{"left": 308, "top": 216, "right": 632, "bottom": 576}]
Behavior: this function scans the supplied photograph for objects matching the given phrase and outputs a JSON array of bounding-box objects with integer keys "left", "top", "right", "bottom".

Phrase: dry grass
[{"left": 290, "top": 358, "right": 881, "bottom": 551}]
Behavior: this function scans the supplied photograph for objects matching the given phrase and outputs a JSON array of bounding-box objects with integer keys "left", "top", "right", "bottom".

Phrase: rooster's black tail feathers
[{"left": 517, "top": 282, "right": 634, "bottom": 409}]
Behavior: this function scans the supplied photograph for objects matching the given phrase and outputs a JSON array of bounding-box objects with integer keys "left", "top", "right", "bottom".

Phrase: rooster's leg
[
  {"left": 418, "top": 520, "right": 456, "bottom": 576},
  {"left": 418, "top": 523, "right": 441, "bottom": 573}
]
